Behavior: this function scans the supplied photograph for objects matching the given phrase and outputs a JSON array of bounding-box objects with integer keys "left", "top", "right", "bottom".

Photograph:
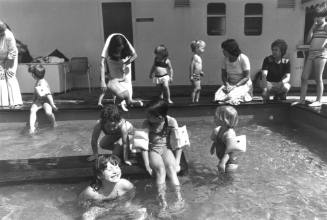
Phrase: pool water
[{"left": 0, "top": 117, "right": 327, "bottom": 219}]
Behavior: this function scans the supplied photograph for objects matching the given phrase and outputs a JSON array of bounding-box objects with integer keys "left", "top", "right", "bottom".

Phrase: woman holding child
[
  {"left": 214, "top": 39, "right": 252, "bottom": 105},
  {"left": 0, "top": 20, "right": 23, "bottom": 107}
]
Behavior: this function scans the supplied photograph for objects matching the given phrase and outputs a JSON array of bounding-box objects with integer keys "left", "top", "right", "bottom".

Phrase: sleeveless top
[
  {"left": 144, "top": 116, "right": 176, "bottom": 149},
  {"left": 154, "top": 58, "right": 169, "bottom": 68}
]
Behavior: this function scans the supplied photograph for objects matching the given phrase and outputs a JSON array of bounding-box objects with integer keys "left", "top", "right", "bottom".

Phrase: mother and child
[{"left": 85, "top": 100, "right": 186, "bottom": 219}]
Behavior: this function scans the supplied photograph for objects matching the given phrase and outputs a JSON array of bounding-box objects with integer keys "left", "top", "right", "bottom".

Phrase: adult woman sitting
[
  {"left": 214, "top": 39, "right": 252, "bottom": 105},
  {"left": 260, "top": 39, "right": 291, "bottom": 102},
  {"left": 0, "top": 20, "right": 23, "bottom": 107}
]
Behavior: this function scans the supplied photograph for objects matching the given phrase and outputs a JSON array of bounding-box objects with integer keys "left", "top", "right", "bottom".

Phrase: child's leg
[
  {"left": 195, "top": 81, "right": 201, "bottom": 102},
  {"left": 97, "top": 91, "right": 106, "bottom": 106},
  {"left": 43, "top": 103, "right": 56, "bottom": 127},
  {"left": 313, "top": 58, "right": 327, "bottom": 102},
  {"left": 162, "top": 149, "right": 183, "bottom": 203},
  {"left": 300, "top": 59, "right": 313, "bottom": 102},
  {"left": 149, "top": 151, "right": 167, "bottom": 208},
  {"left": 29, "top": 103, "right": 42, "bottom": 133},
  {"left": 162, "top": 81, "right": 172, "bottom": 103},
  {"left": 174, "top": 148, "right": 183, "bottom": 173}
]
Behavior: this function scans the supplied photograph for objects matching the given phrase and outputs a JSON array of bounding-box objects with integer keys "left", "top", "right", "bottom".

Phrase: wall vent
[
  {"left": 277, "top": 0, "right": 296, "bottom": 8},
  {"left": 175, "top": 0, "right": 190, "bottom": 7}
]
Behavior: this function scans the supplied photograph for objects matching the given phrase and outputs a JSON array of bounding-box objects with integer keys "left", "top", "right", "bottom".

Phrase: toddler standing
[
  {"left": 149, "top": 45, "right": 174, "bottom": 104},
  {"left": 190, "top": 40, "right": 206, "bottom": 103}
]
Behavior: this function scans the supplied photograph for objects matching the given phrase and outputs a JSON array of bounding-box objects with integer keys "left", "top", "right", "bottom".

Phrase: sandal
[{"left": 308, "top": 101, "right": 322, "bottom": 107}]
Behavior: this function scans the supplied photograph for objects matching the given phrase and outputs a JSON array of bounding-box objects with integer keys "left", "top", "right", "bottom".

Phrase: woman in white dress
[
  {"left": 214, "top": 39, "right": 252, "bottom": 105},
  {"left": 0, "top": 21, "right": 23, "bottom": 107}
]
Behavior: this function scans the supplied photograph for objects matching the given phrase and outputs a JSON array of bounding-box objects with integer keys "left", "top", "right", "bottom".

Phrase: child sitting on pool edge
[
  {"left": 141, "top": 99, "right": 185, "bottom": 217},
  {"left": 28, "top": 64, "right": 58, "bottom": 135},
  {"left": 210, "top": 106, "right": 246, "bottom": 172},
  {"left": 90, "top": 104, "right": 133, "bottom": 166}
]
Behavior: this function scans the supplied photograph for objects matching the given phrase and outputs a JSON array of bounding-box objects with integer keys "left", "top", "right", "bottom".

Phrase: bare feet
[{"left": 308, "top": 101, "right": 322, "bottom": 107}]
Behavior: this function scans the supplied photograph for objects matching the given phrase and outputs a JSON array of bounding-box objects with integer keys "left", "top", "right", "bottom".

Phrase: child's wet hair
[
  {"left": 190, "top": 40, "right": 206, "bottom": 52},
  {"left": 146, "top": 99, "right": 168, "bottom": 118},
  {"left": 91, "top": 155, "right": 121, "bottom": 191},
  {"left": 28, "top": 64, "right": 45, "bottom": 79},
  {"left": 215, "top": 106, "right": 238, "bottom": 128},
  {"left": 154, "top": 45, "right": 169, "bottom": 59},
  {"left": 100, "top": 104, "right": 121, "bottom": 123}
]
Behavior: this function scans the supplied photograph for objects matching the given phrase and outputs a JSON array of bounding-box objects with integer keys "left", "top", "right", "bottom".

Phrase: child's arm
[
  {"left": 149, "top": 62, "right": 156, "bottom": 79},
  {"left": 89, "top": 122, "right": 102, "bottom": 161},
  {"left": 141, "top": 150, "right": 152, "bottom": 175},
  {"left": 167, "top": 59, "right": 174, "bottom": 81},
  {"left": 190, "top": 56, "right": 195, "bottom": 80},
  {"left": 170, "top": 117, "right": 182, "bottom": 172},
  {"left": 121, "top": 123, "right": 132, "bottom": 166}
]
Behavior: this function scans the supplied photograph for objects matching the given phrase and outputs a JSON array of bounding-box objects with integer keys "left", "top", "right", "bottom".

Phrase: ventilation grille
[
  {"left": 175, "top": 0, "right": 190, "bottom": 7},
  {"left": 277, "top": 0, "right": 296, "bottom": 8},
  {"left": 301, "top": 0, "right": 313, "bottom": 3}
]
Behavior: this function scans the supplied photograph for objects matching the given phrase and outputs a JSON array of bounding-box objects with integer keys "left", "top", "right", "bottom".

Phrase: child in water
[
  {"left": 90, "top": 104, "right": 133, "bottom": 166},
  {"left": 210, "top": 106, "right": 240, "bottom": 172},
  {"left": 28, "top": 64, "right": 57, "bottom": 134},
  {"left": 142, "top": 99, "right": 184, "bottom": 216},
  {"left": 190, "top": 40, "right": 206, "bottom": 103},
  {"left": 149, "top": 45, "right": 174, "bottom": 104},
  {"left": 79, "top": 155, "right": 147, "bottom": 220}
]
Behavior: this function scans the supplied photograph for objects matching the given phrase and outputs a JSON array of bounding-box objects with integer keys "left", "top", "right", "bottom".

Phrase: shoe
[
  {"left": 308, "top": 101, "right": 322, "bottom": 107},
  {"left": 167, "top": 100, "right": 174, "bottom": 104}
]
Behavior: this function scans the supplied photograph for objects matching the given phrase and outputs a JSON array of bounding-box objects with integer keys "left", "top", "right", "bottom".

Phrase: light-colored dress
[
  {"left": 0, "top": 29, "right": 22, "bottom": 106},
  {"left": 101, "top": 33, "right": 135, "bottom": 98},
  {"left": 214, "top": 53, "right": 252, "bottom": 105}
]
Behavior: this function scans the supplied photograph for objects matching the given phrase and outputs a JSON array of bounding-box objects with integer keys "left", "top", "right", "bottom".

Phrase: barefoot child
[
  {"left": 141, "top": 99, "right": 184, "bottom": 216},
  {"left": 210, "top": 106, "right": 246, "bottom": 172},
  {"left": 190, "top": 40, "right": 206, "bottom": 103},
  {"left": 28, "top": 64, "right": 57, "bottom": 134},
  {"left": 149, "top": 45, "right": 174, "bottom": 104},
  {"left": 90, "top": 104, "right": 133, "bottom": 165}
]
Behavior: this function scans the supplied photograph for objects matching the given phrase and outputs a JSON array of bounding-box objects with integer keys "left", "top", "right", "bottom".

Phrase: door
[{"left": 102, "top": 2, "right": 135, "bottom": 80}]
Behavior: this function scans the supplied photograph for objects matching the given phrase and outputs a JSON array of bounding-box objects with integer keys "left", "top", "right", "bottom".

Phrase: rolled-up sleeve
[{"left": 5, "top": 30, "right": 18, "bottom": 60}]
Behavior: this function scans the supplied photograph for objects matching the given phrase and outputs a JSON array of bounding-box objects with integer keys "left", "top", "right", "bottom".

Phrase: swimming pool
[{"left": 0, "top": 104, "right": 326, "bottom": 219}]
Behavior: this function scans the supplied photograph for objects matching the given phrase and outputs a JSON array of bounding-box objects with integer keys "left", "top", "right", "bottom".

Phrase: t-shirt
[
  {"left": 262, "top": 55, "right": 290, "bottom": 82},
  {"left": 221, "top": 53, "right": 250, "bottom": 85}
]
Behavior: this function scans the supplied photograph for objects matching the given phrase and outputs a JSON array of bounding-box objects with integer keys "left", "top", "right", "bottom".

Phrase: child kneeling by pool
[
  {"left": 28, "top": 64, "right": 58, "bottom": 135},
  {"left": 90, "top": 104, "right": 133, "bottom": 166},
  {"left": 210, "top": 106, "right": 246, "bottom": 172}
]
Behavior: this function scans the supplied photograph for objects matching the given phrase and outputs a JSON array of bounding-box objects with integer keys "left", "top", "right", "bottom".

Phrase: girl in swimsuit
[
  {"left": 149, "top": 45, "right": 174, "bottom": 104},
  {"left": 294, "top": 2, "right": 327, "bottom": 107},
  {"left": 79, "top": 155, "right": 147, "bottom": 220}
]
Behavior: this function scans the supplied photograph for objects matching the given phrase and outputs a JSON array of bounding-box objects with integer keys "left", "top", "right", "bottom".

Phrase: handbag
[{"left": 170, "top": 125, "right": 190, "bottom": 150}]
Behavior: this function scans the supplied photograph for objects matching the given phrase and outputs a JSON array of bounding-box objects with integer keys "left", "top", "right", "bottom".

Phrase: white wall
[{"left": 0, "top": 0, "right": 306, "bottom": 87}]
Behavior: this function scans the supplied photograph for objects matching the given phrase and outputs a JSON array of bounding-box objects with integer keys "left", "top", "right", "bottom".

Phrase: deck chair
[{"left": 69, "top": 57, "right": 91, "bottom": 93}]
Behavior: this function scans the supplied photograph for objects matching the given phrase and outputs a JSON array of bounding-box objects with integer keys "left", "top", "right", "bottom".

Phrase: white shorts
[
  {"left": 107, "top": 79, "right": 129, "bottom": 97},
  {"left": 153, "top": 75, "right": 170, "bottom": 85}
]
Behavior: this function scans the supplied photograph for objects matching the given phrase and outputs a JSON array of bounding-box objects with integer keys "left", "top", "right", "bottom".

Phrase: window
[
  {"left": 244, "top": 3, "right": 263, "bottom": 35},
  {"left": 207, "top": 3, "right": 226, "bottom": 35}
]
